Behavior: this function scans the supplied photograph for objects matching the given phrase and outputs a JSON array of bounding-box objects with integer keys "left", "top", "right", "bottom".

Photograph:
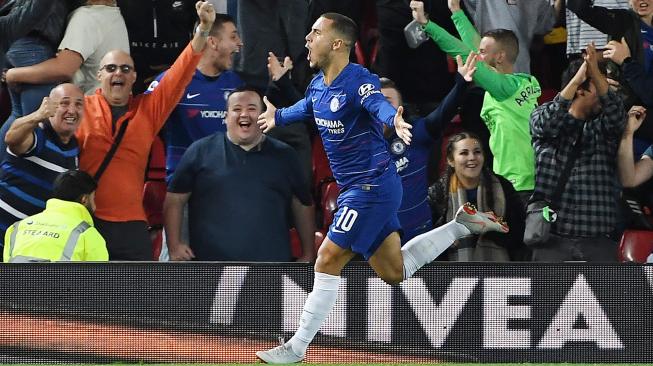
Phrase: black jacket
[{"left": 116, "top": 0, "right": 196, "bottom": 93}]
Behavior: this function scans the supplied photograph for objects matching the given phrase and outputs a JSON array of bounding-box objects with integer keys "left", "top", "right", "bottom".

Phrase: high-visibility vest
[{"left": 6, "top": 221, "right": 90, "bottom": 263}]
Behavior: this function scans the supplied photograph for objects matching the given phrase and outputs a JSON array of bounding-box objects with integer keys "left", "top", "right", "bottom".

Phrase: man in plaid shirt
[{"left": 529, "top": 43, "right": 626, "bottom": 262}]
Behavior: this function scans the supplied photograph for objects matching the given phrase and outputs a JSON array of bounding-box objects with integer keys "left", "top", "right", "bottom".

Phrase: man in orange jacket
[{"left": 76, "top": 1, "right": 216, "bottom": 260}]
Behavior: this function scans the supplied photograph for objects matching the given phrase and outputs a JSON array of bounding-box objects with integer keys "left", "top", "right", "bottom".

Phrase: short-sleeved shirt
[
  {"left": 168, "top": 133, "right": 311, "bottom": 261},
  {"left": 643, "top": 145, "right": 653, "bottom": 159},
  {"left": 58, "top": 5, "right": 129, "bottom": 94}
]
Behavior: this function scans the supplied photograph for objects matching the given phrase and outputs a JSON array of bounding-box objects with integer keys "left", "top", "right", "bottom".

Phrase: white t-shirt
[{"left": 58, "top": 5, "right": 130, "bottom": 95}]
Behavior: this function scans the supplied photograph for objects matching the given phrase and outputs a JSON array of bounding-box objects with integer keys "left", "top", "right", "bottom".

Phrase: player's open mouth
[
  {"left": 111, "top": 80, "right": 124, "bottom": 88},
  {"left": 238, "top": 121, "right": 252, "bottom": 128}
]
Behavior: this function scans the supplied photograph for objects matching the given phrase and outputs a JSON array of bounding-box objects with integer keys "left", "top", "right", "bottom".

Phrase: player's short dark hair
[
  {"left": 379, "top": 77, "right": 397, "bottom": 90},
  {"left": 321, "top": 12, "right": 358, "bottom": 49},
  {"left": 207, "top": 13, "right": 236, "bottom": 37},
  {"left": 482, "top": 29, "right": 519, "bottom": 64},
  {"left": 561, "top": 58, "right": 608, "bottom": 91},
  {"left": 227, "top": 85, "right": 264, "bottom": 110},
  {"left": 52, "top": 170, "right": 97, "bottom": 203}
]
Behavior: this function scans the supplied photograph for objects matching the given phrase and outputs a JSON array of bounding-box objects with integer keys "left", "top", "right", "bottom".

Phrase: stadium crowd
[{"left": 1, "top": 0, "right": 653, "bottom": 264}]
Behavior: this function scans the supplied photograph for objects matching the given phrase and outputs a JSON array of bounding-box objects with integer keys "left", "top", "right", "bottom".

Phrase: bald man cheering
[{"left": 76, "top": 1, "right": 217, "bottom": 260}]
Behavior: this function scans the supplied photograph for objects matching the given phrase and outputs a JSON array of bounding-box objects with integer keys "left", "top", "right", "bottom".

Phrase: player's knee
[
  {"left": 314, "top": 250, "right": 337, "bottom": 273},
  {"left": 381, "top": 269, "right": 404, "bottom": 286}
]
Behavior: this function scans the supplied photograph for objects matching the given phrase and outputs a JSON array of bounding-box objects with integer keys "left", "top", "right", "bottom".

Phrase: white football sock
[
  {"left": 287, "top": 271, "right": 340, "bottom": 356},
  {"left": 401, "top": 220, "right": 470, "bottom": 279}
]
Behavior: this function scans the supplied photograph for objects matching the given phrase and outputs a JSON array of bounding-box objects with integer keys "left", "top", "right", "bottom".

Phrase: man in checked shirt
[{"left": 529, "top": 43, "right": 626, "bottom": 262}]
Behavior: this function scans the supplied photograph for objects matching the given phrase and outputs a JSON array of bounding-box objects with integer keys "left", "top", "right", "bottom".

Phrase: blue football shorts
[{"left": 327, "top": 174, "right": 402, "bottom": 260}]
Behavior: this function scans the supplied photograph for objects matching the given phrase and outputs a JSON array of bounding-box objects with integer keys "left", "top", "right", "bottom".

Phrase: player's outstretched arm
[
  {"left": 394, "top": 106, "right": 413, "bottom": 145},
  {"left": 257, "top": 96, "right": 277, "bottom": 133}
]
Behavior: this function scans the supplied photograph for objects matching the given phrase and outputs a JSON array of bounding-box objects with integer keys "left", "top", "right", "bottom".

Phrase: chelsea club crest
[
  {"left": 330, "top": 97, "right": 340, "bottom": 112},
  {"left": 390, "top": 138, "right": 406, "bottom": 155}
]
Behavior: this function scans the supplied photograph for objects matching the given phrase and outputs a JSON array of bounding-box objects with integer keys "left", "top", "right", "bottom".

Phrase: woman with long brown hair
[{"left": 429, "top": 131, "right": 527, "bottom": 261}]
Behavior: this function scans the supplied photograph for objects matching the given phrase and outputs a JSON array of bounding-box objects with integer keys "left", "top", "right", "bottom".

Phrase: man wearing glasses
[{"left": 75, "top": 1, "right": 217, "bottom": 260}]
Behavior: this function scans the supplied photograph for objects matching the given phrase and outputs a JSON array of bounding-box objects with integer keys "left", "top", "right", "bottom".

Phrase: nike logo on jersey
[{"left": 187, "top": 93, "right": 200, "bottom": 99}]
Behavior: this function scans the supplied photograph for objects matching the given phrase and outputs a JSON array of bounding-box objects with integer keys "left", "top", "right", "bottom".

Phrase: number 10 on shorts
[{"left": 334, "top": 206, "right": 359, "bottom": 232}]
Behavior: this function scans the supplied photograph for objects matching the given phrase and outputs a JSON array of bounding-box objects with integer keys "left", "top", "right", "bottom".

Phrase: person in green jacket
[
  {"left": 410, "top": 0, "right": 540, "bottom": 206},
  {"left": 3, "top": 170, "right": 108, "bottom": 262}
]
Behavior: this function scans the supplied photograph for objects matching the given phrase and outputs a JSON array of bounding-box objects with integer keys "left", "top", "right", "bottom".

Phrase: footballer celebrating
[{"left": 256, "top": 12, "right": 508, "bottom": 364}]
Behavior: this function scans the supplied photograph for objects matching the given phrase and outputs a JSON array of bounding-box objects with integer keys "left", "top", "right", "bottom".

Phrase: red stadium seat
[
  {"left": 143, "top": 180, "right": 166, "bottom": 260},
  {"left": 312, "top": 135, "right": 334, "bottom": 202},
  {"left": 146, "top": 135, "right": 166, "bottom": 181},
  {"left": 150, "top": 229, "right": 164, "bottom": 261},
  {"left": 355, "top": 40, "right": 367, "bottom": 66},
  {"left": 314, "top": 230, "right": 325, "bottom": 253},
  {"left": 321, "top": 181, "right": 340, "bottom": 230},
  {"left": 289, "top": 229, "right": 327, "bottom": 260},
  {"left": 538, "top": 88, "right": 558, "bottom": 104},
  {"left": 143, "top": 134, "right": 166, "bottom": 260},
  {"left": 143, "top": 181, "right": 166, "bottom": 228},
  {"left": 618, "top": 230, "right": 653, "bottom": 263}
]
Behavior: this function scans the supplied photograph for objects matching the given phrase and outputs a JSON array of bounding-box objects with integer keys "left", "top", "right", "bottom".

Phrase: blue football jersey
[
  {"left": 276, "top": 63, "right": 397, "bottom": 190},
  {"left": 387, "top": 118, "right": 434, "bottom": 242},
  {"left": 387, "top": 75, "right": 467, "bottom": 242},
  {"left": 146, "top": 69, "right": 243, "bottom": 178}
]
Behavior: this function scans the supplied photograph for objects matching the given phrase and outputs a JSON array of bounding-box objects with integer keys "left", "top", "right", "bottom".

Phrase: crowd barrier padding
[{"left": 0, "top": 262, "right": 651, "bottom": 363}]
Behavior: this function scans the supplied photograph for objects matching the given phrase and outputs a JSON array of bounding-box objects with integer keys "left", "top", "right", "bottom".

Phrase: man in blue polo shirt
[{"left": 163, "top": 86, "right": 316, "bottom": 262}]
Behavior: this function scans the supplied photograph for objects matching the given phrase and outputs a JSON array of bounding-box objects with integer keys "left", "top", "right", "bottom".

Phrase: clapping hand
[
  {"left": 603, "top": 37, "right": 631, "bottom": 65},
  {"left": 456, "top": 52, "right": 479, "bottom": 82},
  {"left": 626, "top": 105, "right": 647, "bottom": 135},
  {"left": 268, "top": 52, "right": 293, "bottom": 81}
]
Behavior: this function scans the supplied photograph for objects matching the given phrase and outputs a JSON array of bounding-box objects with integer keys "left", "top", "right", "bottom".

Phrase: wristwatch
[{"left": 196, "top": 25, "right": 210, "bottom": 37}]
